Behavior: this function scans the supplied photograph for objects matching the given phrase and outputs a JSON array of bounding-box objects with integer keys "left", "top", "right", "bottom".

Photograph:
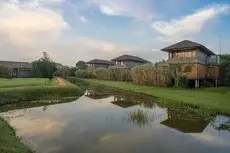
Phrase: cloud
[
  {"left": 0, "top": 0, "right": 68, "bottom": 46},
  {"left": 152, "top": 4, "right": 228, "bottom": 42},
  {"left": 80, "top": 16, "right": 87, "bottom": 23},
  {"left": 89, "top": 0, "right": 154, "bottom": 20},
  {"left": 47, "top": 36, "right": 145, "bottom": 65}
]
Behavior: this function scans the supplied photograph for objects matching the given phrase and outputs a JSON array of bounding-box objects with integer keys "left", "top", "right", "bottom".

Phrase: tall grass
[
  {"left": 95, "top": 68, "right": 132, "bottom": 81},
  {"left": 75, "top": 68, "right": 132, "bottom": 82},
  {"left": 131, "top": 64, "right": 170, "bottom": 87},
  {"left": 127, "top": 108, "right": 151, "bottom": 127}
]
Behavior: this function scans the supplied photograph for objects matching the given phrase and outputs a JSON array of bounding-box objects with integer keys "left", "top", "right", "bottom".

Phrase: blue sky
[{"left": 0, "top": 0, "right": 229, "bottom": 65}]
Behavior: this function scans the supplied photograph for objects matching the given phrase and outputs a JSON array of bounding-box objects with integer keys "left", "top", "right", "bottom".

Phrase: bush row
[{"left": 75, "top": 64, "right": 189, "bottom": 88}]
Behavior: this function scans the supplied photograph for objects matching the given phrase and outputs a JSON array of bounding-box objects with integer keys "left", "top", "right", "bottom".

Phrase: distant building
[
  {"left": 0, "top": 61, "right": 32, "bottom": 78},
  {"left": 111, "top": 54, "right": 150, "bottom": 68},
  {"left": 87, "top": 59, "right": 114, "bottom": 69},
  {"left": 161, "top": 40, "right": 220, "bottom": 87}
]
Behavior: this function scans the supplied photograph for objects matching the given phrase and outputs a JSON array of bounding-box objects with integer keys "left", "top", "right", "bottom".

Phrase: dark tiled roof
[
  {"left": 87, "top": 59, "right": 114, "bottom": 65},
  {"left": 111, "top": 54, "right": 149, "bottom": 63},
  {"left": 161, "top": 40, "right": 215, "bottom": 55},
  {"left": 0, "top": 61, "right": 32, "bottom": 69}
]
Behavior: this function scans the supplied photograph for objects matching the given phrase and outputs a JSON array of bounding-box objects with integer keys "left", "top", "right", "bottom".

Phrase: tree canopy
[{"left": 76, "top": 61, "right": 87, "bottom": 70}]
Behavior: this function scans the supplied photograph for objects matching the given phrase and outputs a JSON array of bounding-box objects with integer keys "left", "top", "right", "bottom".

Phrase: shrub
[
  {"left": 200, "top": 80, "right": 214, "bottom": 88},
  {"left": 75, "top": 69, "right": 96, "bottom": 78},
  {"left": 53, "top": 66, "right": 71, "bottom": 79},
  {"left": 175, "top": 75, "right": 188, "bottom": 88}
]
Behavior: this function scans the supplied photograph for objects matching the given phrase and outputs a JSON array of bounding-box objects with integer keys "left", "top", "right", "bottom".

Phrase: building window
[{"left": 183, "top": 66, "right": 192, "bottom": 73}]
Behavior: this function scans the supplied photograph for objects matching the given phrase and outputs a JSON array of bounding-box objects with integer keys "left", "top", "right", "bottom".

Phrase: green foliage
[
  {"left": 76, "top": 61, "right": 87, "bottom": 70},
  {"left": 219, "top": 54, "right": 230, "bottom": 86},
  {"left": 175, "top": 75, "right": 188, "bottom": 88},
  {"left": 54, "top": 65, "right": 71, "bottom": 79},
  {"left": 131, "top": 64, "right": 170, "bottom": 87},
  {"left": 75, "top": 69, "right": 96, "bottom": 78},
  {"left": 32, "top": 59, "right": 57, "bottom": 78}
]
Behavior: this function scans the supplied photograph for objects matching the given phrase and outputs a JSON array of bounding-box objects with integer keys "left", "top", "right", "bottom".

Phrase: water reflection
[
  {"left": 211, "top": 116, "right": 230, "bottom": 132},
  {"left": 0, "top": 96, "right": 80, "bottom": 113},
  {"left": 1, "top": 84, "right": 230, "bottom": 153},
  {"left": 161, "top": 108, "right": 209, "bottom": 133},
  {"left": 85, "top": 90, "right": 111, "bottom": 99}
]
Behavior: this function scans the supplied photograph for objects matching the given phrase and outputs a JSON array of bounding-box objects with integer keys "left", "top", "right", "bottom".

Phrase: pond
[{"left": 1, "top": 84, "right": 230, "bottom": 153}]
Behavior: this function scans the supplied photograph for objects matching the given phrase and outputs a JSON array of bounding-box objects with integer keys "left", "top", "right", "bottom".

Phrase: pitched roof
[
  {"left": 111, "top": 54, "right": 149, "bottom": 63},
  {"left": 0, "top": 61, "right": 32, "bottom": 69},
  {"left": 87, "top": 59, "right": 114, "bottom": 65},
  {"left": 161, "top": 40, "right": 215, "bottom": 55}
]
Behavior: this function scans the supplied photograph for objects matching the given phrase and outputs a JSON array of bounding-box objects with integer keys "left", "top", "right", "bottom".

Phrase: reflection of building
[
  {"left": 161, "top": 108, "right": 209, "bottom": 133},
  {"left": 85, "top": 90, "right": 111, "bottom": 99},
  {"left": 111, "top": 96, "right": 140, "bottom": 108}
]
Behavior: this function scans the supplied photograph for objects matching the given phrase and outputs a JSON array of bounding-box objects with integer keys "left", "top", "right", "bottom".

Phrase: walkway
[{"left": 57, "top": 77, "right": 67, "bottom": 87}]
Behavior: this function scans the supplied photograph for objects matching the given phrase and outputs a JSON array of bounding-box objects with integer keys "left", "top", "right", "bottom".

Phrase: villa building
[
  {"left": 0, "top": 61, "right": 32, "bottom": 78},
  {"left": 161, "top": 40, "right": 220, "bottom": 87},
  {"left": 87, "top": 59, "right": 114, "bottom": 69},
  {"left": 111, "top": 54, "right": 150, "bottom": 68}
]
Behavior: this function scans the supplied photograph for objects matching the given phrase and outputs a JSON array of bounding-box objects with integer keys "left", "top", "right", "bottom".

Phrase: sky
[{"left": 0, "top": 0, "right": 229, "bottom": 66}]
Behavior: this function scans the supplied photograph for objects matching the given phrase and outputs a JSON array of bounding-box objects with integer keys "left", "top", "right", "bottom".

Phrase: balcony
[{"left": 167, "top": 57, "right": 196, "bottom": 64}]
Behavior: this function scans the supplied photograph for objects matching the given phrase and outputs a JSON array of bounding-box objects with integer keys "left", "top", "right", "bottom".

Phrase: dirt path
[{"left": 57, "top": 77, "right": 67, "bottom": 87}]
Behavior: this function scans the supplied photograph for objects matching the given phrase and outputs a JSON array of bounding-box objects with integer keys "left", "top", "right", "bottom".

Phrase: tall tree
[
  {"left": 32, "top": 52, "right": 57, "bottom": 78},
  {"left": 76, "top": 61, "right": 87, "bottom": 70}
]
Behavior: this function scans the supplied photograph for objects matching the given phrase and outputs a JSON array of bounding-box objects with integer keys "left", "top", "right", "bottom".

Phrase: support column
[
  {"left": 215, "top": 79, "right": 218, "bottom": 88},
  {"left": 195, "top": 79, "right": 200, "bottom": 88}
]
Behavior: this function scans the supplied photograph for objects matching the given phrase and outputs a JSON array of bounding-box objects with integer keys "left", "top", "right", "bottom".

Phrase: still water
[{"left": 1, "top": 85, "right": 230, "bottom": 153}]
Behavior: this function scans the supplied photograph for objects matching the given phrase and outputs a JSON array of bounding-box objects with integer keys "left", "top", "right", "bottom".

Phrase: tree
[
  {"left": 76, "top": 61, "right": 87, "bottom": 70},
  {"left": 32, "top": 52, "right": 57, "bottom": 78},
  {"left": 219, "top": 54, "right": 230, "bottom": 86}
]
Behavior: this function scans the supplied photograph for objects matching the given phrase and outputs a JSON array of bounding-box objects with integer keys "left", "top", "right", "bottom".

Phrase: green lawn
[
  {"left": 84, "top": 79, "right": 230, "bottom": 115},
  {"left": 0, "top": 118, "right": 32, "bottom": 153},
  {"left": 0, "top": 78, "right": 57, "bottom": 88}
]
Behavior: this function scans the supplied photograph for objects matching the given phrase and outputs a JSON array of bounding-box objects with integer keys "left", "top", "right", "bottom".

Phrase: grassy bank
[
  {"left": 0, "top": 118, "right": 32, "bottom": 153},
  {"left": 0, "top": 78, "right": 84, "bottom": 105},
  {"left": 83, "top": 79, "right": 230, "bottom": 115}
]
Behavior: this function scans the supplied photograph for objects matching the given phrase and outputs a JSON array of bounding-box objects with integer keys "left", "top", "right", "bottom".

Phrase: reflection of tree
[
  {"left": 112, "top": 95, "right": 140, "bottom": 108},
  {"left": 0, "top": 96, "right": 79, "bottom": 112},
  {"left": 215, "top": 123, "right": 230, "bottom": 131},
  {"left": 161, "top": 107, "right": 210, "bottom": 133},
  {"left": 85, "top": 90, "right": 111, "bottom": 99},
  {"left": 111, "top": 94, "right": 156, "bottom": 109},
  {"left": 211, "top": 117, "right": 230, "bottom": 132},
  {"left": 42, "top": 106, "right": 48, "bottom": 111}
]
